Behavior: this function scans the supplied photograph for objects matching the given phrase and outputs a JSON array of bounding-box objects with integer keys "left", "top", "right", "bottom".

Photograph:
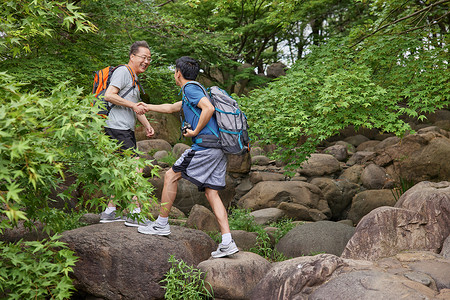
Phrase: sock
[
  {"left": 156, "top": 216, "right": 169, "bottom": 226},
  {"left": 221, "top": 233, "right": 232, "bottom": 245},
  {"left": 105, "top": 207, "right": 116, "bottom": 214},
  {"left": 132, "top": 208, "right": 141, "bottom": 214}
]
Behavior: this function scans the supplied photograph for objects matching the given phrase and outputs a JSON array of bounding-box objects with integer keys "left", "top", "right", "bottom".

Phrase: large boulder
[
  {"left": 360, "top": 163, "right": 389, "bottom": 189},
  {"left": 137, "top": 139, "right": 172, "bottom": 154},
  {"left": 249, "top": 254, "right": 346, "bottom": 300},
  {"left": 309, "top": 269, "right": 437, "bottom": 300},
  {"left": 238, "top": 181, "right": 331, "bottom": 221},
  {"left": 198, "top": 252, "right": 271, "bottom": 300},
  {"left": 275, "top": 221, "right": 355, "bottom": 258},
  {"left": 347, "top": 189, "right": 397, "bottom": 224},
  {"left": 368, "top": 132, "right": 450, "bottom": 183},
  {"left": 342, "top": 181, "right": 450, "bottom": 261},
  {"left": 61, "top": 223, "right": 216, "bottom": 300}
]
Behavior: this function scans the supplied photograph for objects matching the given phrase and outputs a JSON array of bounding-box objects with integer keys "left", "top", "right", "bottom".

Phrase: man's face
[
  {"left": 130, "top": 47, "right": 151, "bottom": 75},
  {"left": 174, "top": 69, "right": 182, "bottom": 86}
]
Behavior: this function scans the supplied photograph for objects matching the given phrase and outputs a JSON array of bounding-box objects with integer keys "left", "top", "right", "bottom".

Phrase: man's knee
[{"left": 164, "top": 169, "right": 181, "bottom": 183}]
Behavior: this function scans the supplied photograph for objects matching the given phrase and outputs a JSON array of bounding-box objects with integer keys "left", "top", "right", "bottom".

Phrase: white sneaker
[
  {"left": 211, "top": 240, "right": 239, "bottom": 258},
  {"left": 124, "top": 216, "right": 152, "bottom": 227},
  {"left": 137, "top": 221, "right": 171, "bottom": 236}
]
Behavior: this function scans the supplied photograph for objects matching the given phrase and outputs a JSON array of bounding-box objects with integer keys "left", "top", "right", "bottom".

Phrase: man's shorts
[
  {"left": 172, "top": 148, "right": 227, "bottom": 191},
  {"left": 104, "top": 127, "right": 137, "bottom": 154}
]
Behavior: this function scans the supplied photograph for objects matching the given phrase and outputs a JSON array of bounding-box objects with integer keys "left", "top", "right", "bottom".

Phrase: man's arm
[
  {"left": 136, "top": 114, "right": 155, "bottom": 138},
  {"left": 140, "top": 101, "right": 182, "bottom": 114},
  {"left": 104, "top": 85, "right": 146, "bottom": 114},
  {"left": 184, "top": 97, "right": 214, "bottom": 137}
]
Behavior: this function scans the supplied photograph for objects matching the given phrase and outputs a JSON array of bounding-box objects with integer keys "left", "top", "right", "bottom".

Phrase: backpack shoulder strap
[{"left": 181, "top": 81, "right": 219, "bottom": 138}]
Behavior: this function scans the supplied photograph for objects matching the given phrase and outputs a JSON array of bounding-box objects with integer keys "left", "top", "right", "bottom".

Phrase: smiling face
[{"left": 129, "top": 47, "right": 151, "bottom": 75}]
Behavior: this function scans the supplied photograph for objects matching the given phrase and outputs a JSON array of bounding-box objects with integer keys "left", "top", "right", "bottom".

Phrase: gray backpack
[{"left": 182, "top": 81, "right": 250, "bottom": 155}]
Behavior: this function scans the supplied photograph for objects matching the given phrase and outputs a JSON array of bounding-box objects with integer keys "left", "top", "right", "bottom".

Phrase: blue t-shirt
[{"left": 183, "top": 83, "right": 219, "bottom": 150}]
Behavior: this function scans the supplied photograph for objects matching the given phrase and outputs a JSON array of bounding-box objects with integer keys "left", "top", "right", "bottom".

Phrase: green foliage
[
  {"left": 161, "top": 255, "right": 214, "bottom": 300},
  {"left": 0, "top": 73, "right": 158, "bottom": 232},
  {"left": 0, "top": 0, "right": 96, "bottom": 57},
  {"left": 228, "top": 208, "right": 295, "bottom": 262},
  {"left": 391, "top": 178, "right": 415, "bottom": 202},
  {"left": 0, "top": 235, "right": 78, "bottom": 300}
]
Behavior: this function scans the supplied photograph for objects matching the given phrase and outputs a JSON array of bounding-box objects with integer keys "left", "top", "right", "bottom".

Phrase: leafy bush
[
  {"left": 0, "top": 235, "right": 78, "bottom": 300},
  {"left": 0, "top": 73, "right": 159, "bottom": 297},
  {"left": 161, "top": 255, "right": 213, "bottom": 300}
]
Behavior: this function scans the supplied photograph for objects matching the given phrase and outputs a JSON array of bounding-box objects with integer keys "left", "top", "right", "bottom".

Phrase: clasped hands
[{"left": 132, "top": 102, "right": 149, "bottom": 115}]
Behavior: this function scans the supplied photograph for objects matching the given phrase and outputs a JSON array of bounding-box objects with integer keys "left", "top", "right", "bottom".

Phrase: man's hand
[
  {"left": 183, "top": 128, "right": 196, "bottom": 137},
  {"left": 133, "top": 102, "right": 147, "bottom": 115},
  {"left": 146, "top": 125, "right": 155, "bottom": 138}
]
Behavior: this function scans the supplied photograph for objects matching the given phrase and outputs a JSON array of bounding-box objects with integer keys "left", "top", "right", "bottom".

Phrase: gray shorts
[{"left": 172, "top": 148, "right": 227, "bottom": 191}]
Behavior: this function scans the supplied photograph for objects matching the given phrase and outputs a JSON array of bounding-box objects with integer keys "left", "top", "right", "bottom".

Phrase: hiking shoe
[
  {"left": 124, "top": 216, "right": 152, "bottom": 227},
  {"left": 137, "top": 221, "right": 171, "bottom": 236},
  {"left": 211, "top": 240, "right": 239, "bottom": 258},
  {"left": 99, "top": 211, "right": 125, "bottom": 223}
]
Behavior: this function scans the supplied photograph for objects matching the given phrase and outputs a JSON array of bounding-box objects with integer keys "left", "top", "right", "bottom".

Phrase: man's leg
[
  {"left": 204, "top": 188, "right": 230, "bottom": 235},
  {"left": 206, "top": 188, "right": 239, "bottom": 258},
  {"left": 137, "top": 168, "right": 181, "bottom": 235}
]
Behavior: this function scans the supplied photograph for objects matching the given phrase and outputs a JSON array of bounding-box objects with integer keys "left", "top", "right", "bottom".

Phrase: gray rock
[
  {"left": 226, "top": 152, "right": 251, "bottom": 174},
  {"left": 323, "top": 144, "right": 348, "bottom": 161},
  {"left": 249, "top": 254, "right": 345, "bottom": 300},
  {"left": 172, "top": 143, "right": 190, "bottom": 159},
  {"left": 231, "top": 230, "right": 258, "bottom": 251},
  {"left": 80, "top": 213, "right": 100, "bottom": 225},
  {"left": 311, "top": 178, "right": 360, "bottom": 220},
  {"left": 249, "top": 171, "right": 285, "bottom": 184},
  {"left": 373, "top": 136, "right": 401, "bottom": 151},
  {"left": 342, "top": 182, "right": 450, "bottom": 261},
  {"left": 339, "top": 164, "right": 364, "bottom": 184},
  {"left": 346, "top": 151, "right": 374, "bottom": 166},
  {"left": 239, "top": 181, "right": 331, "bottom": 221},
  {"left": 309, "top": 269, "right": 437, "bottom": 300},
  {"left": 61, "top": 222, "right": 216, "bottom": 300},
  {"left": 344, "top": 134, "right": 370, "bottom": 147},
  {"left": 186, "top": 204, "right": 220, "bottom": 232},
  {"left": 266, "top": 62, "right": 287, "bottom": 78},
  {"left": 137, "top": 139, "right": 172, "bottom": 154},
  {"left": 250, "top": 208, "right": 285, "bottom": 225},
  {"left": 251, "top": 155, "right": 271, "bottom": 166},
  {"left": 153, "top": 150, "right": 168, "bottom": 161},
  {"left": 299, "top": 154, "right": 341, "bottom": 177},
  {"left": 198, "top": 252, "right": 271, "bottom": 300},
  {"left": 235, "top": 178, "right": 253, "bottom": 199},
  {"left": 356, "top": 140, "right": 380, "bottom": 152},
  {"left": 335, "top": 141, "right": 356, "bottom": 154},
  {"left": 347, "top": 189, "right": 397, "bottom": 224},
  {"left": 275, "top": 221, "right": 355, "bottom": 258},
  {"left": 361, "top": 163, "right": 389, "bottom": 189},
  {"left": 403, "top": 271, "right": 434, "bottom": 287},
  {"left": 249, "top": 146, "right": 264, "bottom": 156},
  {"left": 440, "top": 234, "right": 450, "bottom": 259}
]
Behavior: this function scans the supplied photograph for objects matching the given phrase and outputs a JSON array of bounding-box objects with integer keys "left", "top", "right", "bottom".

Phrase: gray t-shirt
[{"left": 105, "top": 66, "right": 140, "bottom": 131}]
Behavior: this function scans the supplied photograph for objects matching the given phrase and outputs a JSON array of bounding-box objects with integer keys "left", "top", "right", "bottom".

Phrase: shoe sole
[
  {"left": 137, "top": 227, "right": 171, "bottom": 236},
  {"left": 124, "top": 221, "right": 141, "bottom": 227},
  {"left": 99, "top": 219, "right": 125, "bottom": 223},
  {"left": 212, "top": 248, "right": 239, "bottom": 258}
]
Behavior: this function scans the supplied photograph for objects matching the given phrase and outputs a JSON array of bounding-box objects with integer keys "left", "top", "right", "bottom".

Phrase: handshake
[{"left": 132, "top": 102, "right": 149, "bottom": 115}]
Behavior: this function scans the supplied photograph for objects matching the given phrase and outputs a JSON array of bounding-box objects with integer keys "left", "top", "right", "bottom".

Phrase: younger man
[{"left": 136, "top": 56, "right": 238, "bottom": 258}]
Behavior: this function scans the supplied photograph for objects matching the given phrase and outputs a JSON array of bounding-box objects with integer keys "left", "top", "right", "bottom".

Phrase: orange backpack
[{"left": 91, "top": 65, "right": 138, "bottom": 117}]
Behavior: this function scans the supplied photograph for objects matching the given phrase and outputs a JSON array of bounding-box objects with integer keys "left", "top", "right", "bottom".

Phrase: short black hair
[
  {"left": 175, "top": 56, "right": 199, "bottom": 80},
  {"left": 129, "top": 41, "right": 150, "bottom": 57}
]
